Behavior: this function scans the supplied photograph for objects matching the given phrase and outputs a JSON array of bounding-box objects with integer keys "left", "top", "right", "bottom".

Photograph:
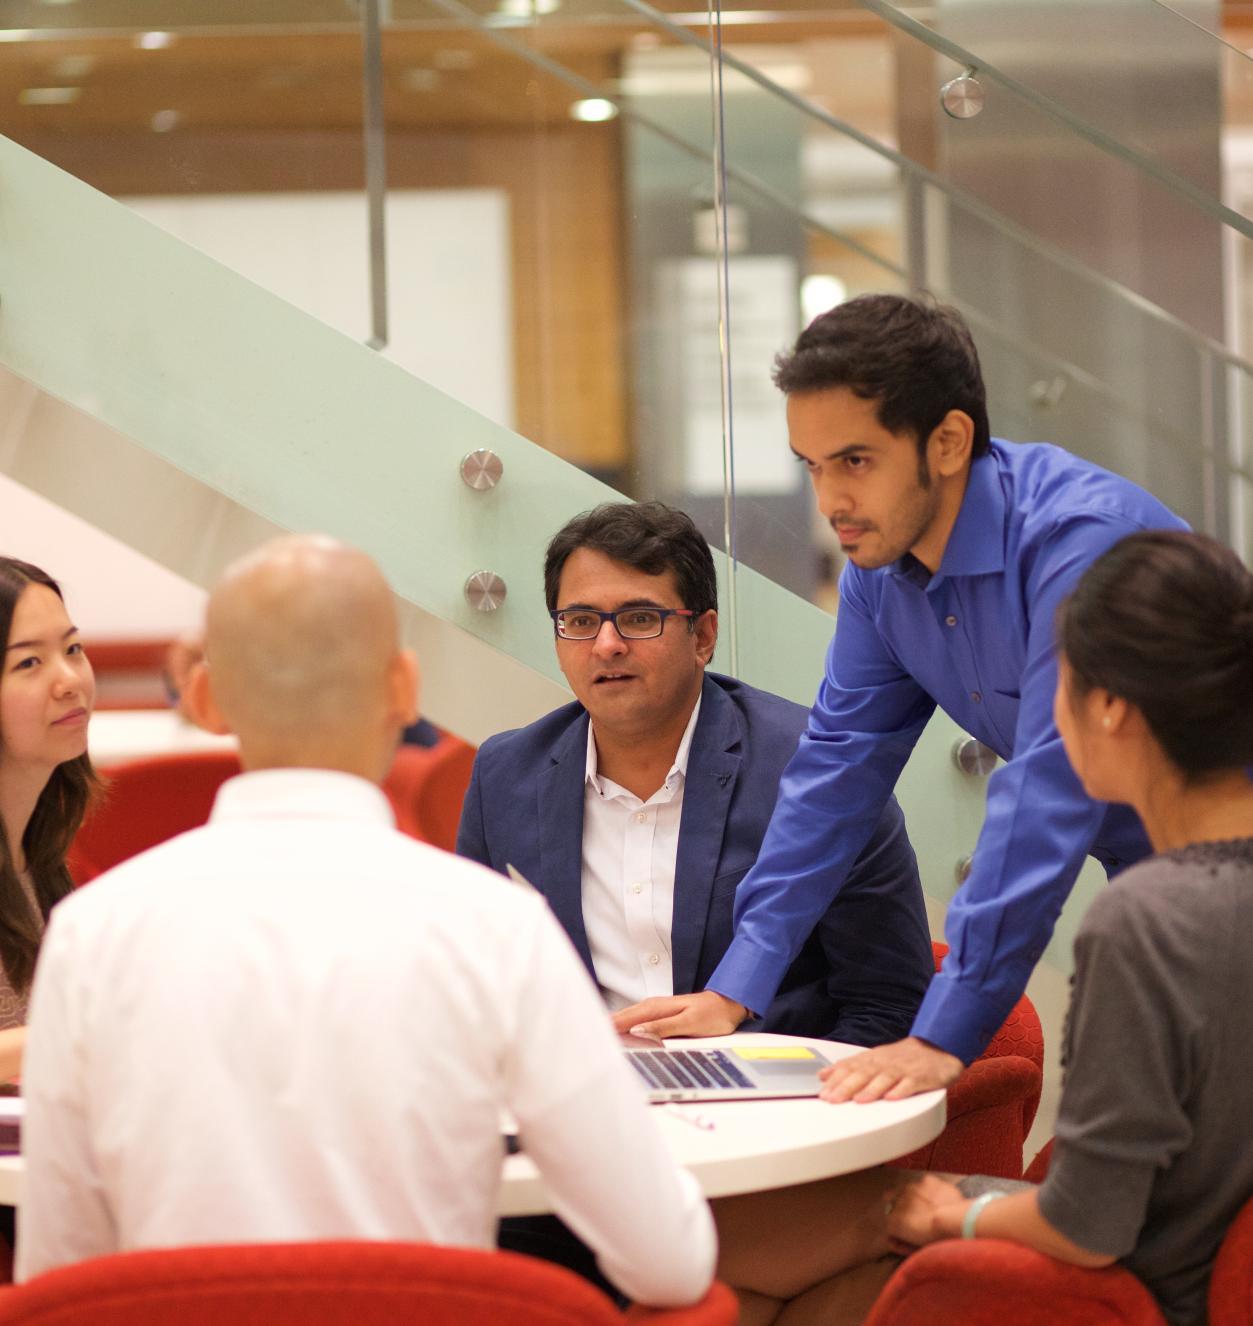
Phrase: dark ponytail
[{"left": 1057, "top": 531, "right": 1253, "bottom": 780}]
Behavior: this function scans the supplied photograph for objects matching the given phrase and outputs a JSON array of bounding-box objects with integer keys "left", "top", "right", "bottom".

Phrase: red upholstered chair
[
  {"left": 0, "top": 1243, "right": 737, "bottom": 1326},
  {"left": 891, "top": 943, "right": 1045, "bottom": 1179},
  {"left": 383, "top": 735, "right": 476, "bottom": 851},
  {"left": 860, "top": 1239, "right": 1167, "bottom": 1326},
  {"left": 1209, "top": 1194, "right": 1253, "bottom": 1326},
  {"left": 68, "top": 750, "right": 242, "bottom": 884},
  {"left": 1023, "top": 1137, "right": 1055, "bottom": 1184}
]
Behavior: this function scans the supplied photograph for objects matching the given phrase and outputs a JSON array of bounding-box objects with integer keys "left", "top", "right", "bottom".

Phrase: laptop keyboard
[{"left": 627, "top": 1048, "right": 755, "bottom": 1092}]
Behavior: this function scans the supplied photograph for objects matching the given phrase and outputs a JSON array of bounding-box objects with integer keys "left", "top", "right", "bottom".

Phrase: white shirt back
[{"left": 18, "top": 769, "right": 714, "bottom": 1305}]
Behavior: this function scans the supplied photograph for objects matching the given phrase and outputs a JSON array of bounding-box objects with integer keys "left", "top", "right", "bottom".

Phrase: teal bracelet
[{"left": 961, "top": 1190, "right": 1008, "bottom": 1239}]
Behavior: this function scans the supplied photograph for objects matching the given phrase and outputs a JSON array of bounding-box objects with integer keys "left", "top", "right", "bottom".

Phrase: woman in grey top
[
  {"left": 887, "top": 529, "right": 1253, "bottom": 1325},
  {"left": 714, "top": 530, "right": 1252, "bottom": 1326}
]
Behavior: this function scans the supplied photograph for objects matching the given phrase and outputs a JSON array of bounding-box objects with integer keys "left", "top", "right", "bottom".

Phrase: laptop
[
  {"left": 502, "top": 866, "right": 833, "bottom": 1105},
  {"left": 624, "top": 1040, "right": 833, "bottom": 1103}
]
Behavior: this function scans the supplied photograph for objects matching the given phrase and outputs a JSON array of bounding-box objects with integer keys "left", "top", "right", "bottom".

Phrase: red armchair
[
  {"left": 891, "top": 943, "right": 1045, "bottom": 1178},
  {"left": 860, "top": 1238, "right": 1166, "bottom": 1326},
  {"left": 68, "top": 750, "right": 242, "bottom": 884},
  {"left": 0, "top": 1243, "right": 737, "bottom": 1326},
  {"left": 382, "top": 735, "right": 476, "bottom": 851}
]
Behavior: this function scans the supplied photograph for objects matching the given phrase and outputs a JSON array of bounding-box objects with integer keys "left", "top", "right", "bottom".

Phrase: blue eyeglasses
[{"left": 550, "top": 607, "right": 696, "bottom": 640}]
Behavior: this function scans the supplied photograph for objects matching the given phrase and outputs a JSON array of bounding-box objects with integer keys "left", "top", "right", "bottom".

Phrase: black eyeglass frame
[{"left": 549, "top": 607, "right": 698, "bottom": 640}]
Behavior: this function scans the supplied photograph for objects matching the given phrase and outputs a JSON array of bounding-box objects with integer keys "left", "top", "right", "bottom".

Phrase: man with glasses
[{"left": 456, "top": 500, "right": 932, "bottom": 1042}]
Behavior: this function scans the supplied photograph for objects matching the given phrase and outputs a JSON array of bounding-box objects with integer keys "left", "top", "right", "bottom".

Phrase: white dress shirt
[
  {"left": 18, "top": 768, "right": 715, "bottom": 1305},
  {"left": 581, "top": 698, "right": 701, "bottom": 1011}
]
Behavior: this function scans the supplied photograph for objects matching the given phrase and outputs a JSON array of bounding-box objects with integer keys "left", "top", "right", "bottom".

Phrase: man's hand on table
[
  {"left": 612, "top": 991, "right": 748, "bottom": 1039},
  {"left": 818, "top": 1036, "right": 962, "bottom": 1103}
]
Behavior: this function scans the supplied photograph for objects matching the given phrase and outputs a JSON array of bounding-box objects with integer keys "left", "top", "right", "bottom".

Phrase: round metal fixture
[
  {"left": 464, "top": 570, "right": 507, "bottom": 612},
  {"left": 941, "top": 69, "right": 985, "bottom": 119},
  {"left": 460, "top": 448, "right": 504, "bottom": 491},
  {"left": 951, "top": 736, "right": 998, "bottom": 776},
  {"left": 1029, "top": 375, "right": 1068, "bottom": 411},
  {"left": 955, "top": 854, "right": 974, "bottom": 886}
]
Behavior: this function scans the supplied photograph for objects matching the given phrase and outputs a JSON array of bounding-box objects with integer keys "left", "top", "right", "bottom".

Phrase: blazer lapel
[
  {"left": 671, "top": 680, "right": 742, "bottom": 994},
  {"left": 537, "top": 714, "right": 595, "bottom": 975}
]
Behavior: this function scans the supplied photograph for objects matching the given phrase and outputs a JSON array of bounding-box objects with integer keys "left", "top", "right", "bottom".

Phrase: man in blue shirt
[{"left": 613, "top": 292, "right": 1187, "bottom": 1101}]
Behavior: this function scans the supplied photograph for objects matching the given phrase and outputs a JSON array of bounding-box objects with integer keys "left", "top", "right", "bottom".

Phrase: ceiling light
[
  {"left": 18, "top": 86, "right": 80, "bottom": 105},
  {"left": 801, "top": 274, "right": 848, "bottom": 325},
  {"left": 150, "top": 109, "right": 180, "bottom": 132},
  {"left": 495, "top": 0, "right": 561, "bottom": 15},
  {"left": 570, "top": 97, "right": 618, "bottom": 123},
  {"left": 0, "top": 31, "right": 36, "bottom": 43},
  {"left": 135, "top": 31, "right": 174, "bottom": 50}
]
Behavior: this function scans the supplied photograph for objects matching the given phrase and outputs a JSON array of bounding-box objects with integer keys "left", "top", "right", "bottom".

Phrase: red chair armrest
[
  {"left": 1210, "top": 1195, "right": 1253, "bottom": 1326},
  {"left": 862, "top": 1240, "right": 1166, "bottom": 1326},
  {"left": 892, "top": 1056, "right": 1042, "bottom": 1178}
]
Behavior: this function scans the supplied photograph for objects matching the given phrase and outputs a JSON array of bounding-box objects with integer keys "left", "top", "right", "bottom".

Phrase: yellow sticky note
[{"left": 733, "top": 1047, "right": 818, "bottom": 1061}]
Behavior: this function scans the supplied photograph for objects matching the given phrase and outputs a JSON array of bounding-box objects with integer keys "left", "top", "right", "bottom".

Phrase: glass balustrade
[{"left": 2, "top": 0, "right": 1251, "bottom": 986}]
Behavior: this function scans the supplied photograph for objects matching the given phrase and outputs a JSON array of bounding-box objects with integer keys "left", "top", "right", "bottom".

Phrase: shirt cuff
[
  {"left": 706, "top": 940, "right": 784, "bottom": 1020},
  {"left": 910, "top": 971, "right": 1013, "bottom": 1064}
]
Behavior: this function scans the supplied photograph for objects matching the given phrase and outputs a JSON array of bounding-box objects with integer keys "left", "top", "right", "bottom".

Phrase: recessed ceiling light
[
  {"left": 570, "top": 97, "right": 618, "bottom": 123},
  {"left": 18, "top": 86, "right": 80, "bottom": 105},
  {"left": 135, "top": 31, "right": 174, "bottom": 51},
  {"left": 151, "top": 108, "right": 180, "bottom": 132},
  {"left": 495, "top": 0, "right": 561, "bottom": 14}
]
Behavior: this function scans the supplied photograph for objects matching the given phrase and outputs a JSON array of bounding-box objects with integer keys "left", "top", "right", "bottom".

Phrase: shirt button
[
  {"left": 648, "top": 953, "right": 661, "bottom": 966},
  {"left": 631, "top": 883, "right": 643, "bottom": 895},
  {"left": 635, "top": 812, "right": 647, "bottom": 824},
  {"left": 971, "top": 691, "right": 982, "bottom": 703},
  {"left": 945, "top": 615, "right": 958, "bottom": 627}
]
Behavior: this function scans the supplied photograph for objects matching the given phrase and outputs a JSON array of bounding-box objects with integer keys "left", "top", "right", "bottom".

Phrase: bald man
[{"left": 17, "top": 535, "right": 715, "bottom": 1305}]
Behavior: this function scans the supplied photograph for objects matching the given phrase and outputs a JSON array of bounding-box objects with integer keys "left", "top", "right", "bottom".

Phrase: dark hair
[
  {"left": 1057, "top": 531, "right": 1253, "bottom": 779},
  {"left": 544, "top": 502, "right": 718, "bottom": 619},
  {"left": 772, "top": 292, "right": 991, "bottom": 461},
  {"left": 0, "top": 557, "right": 98, "bottom": 996}
]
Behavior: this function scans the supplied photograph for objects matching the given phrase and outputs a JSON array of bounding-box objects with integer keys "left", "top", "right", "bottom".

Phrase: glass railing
[{"left": 1, "top": 0, "right": 1249, "bottom": 989}]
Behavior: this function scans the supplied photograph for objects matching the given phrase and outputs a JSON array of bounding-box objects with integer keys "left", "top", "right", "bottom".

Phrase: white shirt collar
[
  {"left": 584, "top": 692, "right": 703, "bottom": 797},
  {"left": 210, "top": 767, "right": 396, "bottom": 827}
]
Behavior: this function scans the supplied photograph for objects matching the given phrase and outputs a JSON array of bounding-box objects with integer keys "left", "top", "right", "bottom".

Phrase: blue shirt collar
[{"left": 889, "top": 447, "right": 1006, "bottom": 585}]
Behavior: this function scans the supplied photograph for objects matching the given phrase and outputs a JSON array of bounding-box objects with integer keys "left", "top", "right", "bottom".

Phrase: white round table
[
  {"left": 499, "top": 1034, "right": 945, "bottom": 1216},
  {"left": 87, "top": 709, "right": 237, "bottom": 768},
  {"left": 0, "top": 1035, "right": 945, "bottom": 1214}
]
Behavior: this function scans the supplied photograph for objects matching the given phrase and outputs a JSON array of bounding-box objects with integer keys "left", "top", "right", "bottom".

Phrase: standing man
[
  {"left": 457, "top": 501, "right": 933, "bottom": 1046},
  {"left": 614, "top": 293, "right": 1187, "bottom": 1102}
]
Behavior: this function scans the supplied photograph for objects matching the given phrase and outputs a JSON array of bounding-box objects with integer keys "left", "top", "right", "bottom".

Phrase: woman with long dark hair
[
  {"left": 713, "top": 530, "right": 1253, "bottom": 1326},
  {"left": 0, "top": 557, "right": 96, "bottom": 1082}
]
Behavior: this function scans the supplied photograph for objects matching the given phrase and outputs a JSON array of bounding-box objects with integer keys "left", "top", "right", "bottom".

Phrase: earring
[{"left": 1102, "top": 716, "right": 1113, "bottom": 729}]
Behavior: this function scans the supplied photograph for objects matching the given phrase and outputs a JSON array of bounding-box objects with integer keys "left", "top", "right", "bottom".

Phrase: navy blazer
[{"left": 456, "top": 672, "right": 933, "bottom": 1045}]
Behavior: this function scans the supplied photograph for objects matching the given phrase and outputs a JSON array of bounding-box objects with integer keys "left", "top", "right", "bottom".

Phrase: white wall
[
  {"left": 124, "top": 189, "right": 515, "bottom": 431},
  {"left": 0, "top": 467, "right": 206, "bottom": 639}
]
